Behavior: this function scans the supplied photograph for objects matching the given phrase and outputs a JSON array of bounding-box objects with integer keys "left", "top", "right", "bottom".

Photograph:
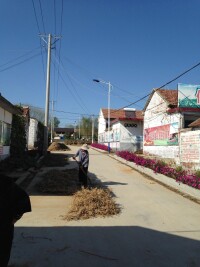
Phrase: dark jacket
[{"left": 0, "top": 174, "right": 31, "bottom": 228}]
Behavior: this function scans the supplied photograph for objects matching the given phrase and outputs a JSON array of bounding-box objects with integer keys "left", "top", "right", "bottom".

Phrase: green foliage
[
  {"left": 10, "top": 113, "right": 27, "bottom": 158},
  {"left": 194, "top": 169, "right": 200, "bottom": 178},
  {"left": 80, "top": 116, "right": 98, "bottom": 139},
  {"left": 37, "top": 121, "right": 44, "bottom": 154},
  {"left": 53, "top": 117, "right": 60, "bottom": 127},
  {"left": 175, "top": 165, "right": 184, "bottom": 173},
  {"left": 157, "top": 160, "right": 167, "bottom": 167}
]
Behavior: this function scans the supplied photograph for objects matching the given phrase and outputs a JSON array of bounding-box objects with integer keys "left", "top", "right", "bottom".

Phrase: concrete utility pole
[
  {"left": 50, "top": 100, "right": 55, "bottom": 143},
  {"left": 40, "top": 33, "right": 61, "bottom": 154},
  {"left": 92, "top": 114, "right": 94, "bottom": 143},
  {"left": 43, "top": 34, "right": 52, "bottom": 153},
  {"left": 79, "top": 116, "right": 81, "bottom": 139}
]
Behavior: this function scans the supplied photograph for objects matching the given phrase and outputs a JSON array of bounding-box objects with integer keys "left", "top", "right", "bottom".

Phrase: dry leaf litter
[
  {"left": 64, "top": 187, "right": 121, "bottom": 221},
  {"left": 48, "top": 142, "right": 70, "bottom": 151},
  {"left": 37, "top": 169, "right": 79, "bottom": 195},
  {"left": 37, "top": 167, "right": 121, "bottom": 220}
]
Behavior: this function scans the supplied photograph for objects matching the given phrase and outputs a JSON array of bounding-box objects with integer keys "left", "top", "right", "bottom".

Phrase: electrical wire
[
  {"left": 109, "top": 59, "right": 200, "bottom": 116},
  {"left": 0, "top": 52, "right": 41, "bottom": 73},
  {"left": 55, "top": 0, "right": 64, "bottom": 102},
  {"left": 31, "top": 0, "right": 41, "bottom": 33},
  {"left": 39, "top": 0, "right": 46, "bottom": 34},
  {"left": 0, "top": 47, "right": 40, "bottom": 68},
  {"left": 52, "top": 54, "right": 90, "bottom": 114},
  {"left": 31, "top": 0, "right": 46, "bottom": 83}
]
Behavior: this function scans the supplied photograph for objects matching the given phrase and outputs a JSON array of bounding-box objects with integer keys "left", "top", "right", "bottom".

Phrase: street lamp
[{"left": 93, "top": 79, "right": 112, "bottom": 153}]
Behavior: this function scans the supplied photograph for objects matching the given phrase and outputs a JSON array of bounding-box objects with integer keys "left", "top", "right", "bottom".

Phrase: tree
[
  {"left": 53, "top": 117, "right": 60, "bottom": 127},
  {"left": 10, "top": 113, "right": 27, "bottom": 158},
  {"left": 29, "top": 106, "right": 45, "bottom": 123},
  {"left": 80, "top": 117, "right": 92, "bottom": 139},
  {"left": 79, "top": 116, "right": 98, "bottom": 140}
]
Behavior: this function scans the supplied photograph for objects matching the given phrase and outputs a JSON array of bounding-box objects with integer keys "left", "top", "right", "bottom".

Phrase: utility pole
[
  {"left": 79, "top": 116, "right": 81, "bottom": 139},
  {"left": 40, "top": 33, "right": 61, "bottom": 154},
  {"left": 92, "top": 114, "right": 94, "bottom": 143},
  {"left": 51, "top": 100, "right": 55, "bottom": 143},
  {"left": 43, "top": 34, "right": 52, "bottom": 154},
  {"left": 74, "top": 121, "right": 76, "bottom": 140}
]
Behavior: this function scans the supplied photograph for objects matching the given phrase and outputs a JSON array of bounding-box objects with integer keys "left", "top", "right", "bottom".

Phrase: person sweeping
[{"left": 73, "top": 144, "right": 89, "bottom": 188}]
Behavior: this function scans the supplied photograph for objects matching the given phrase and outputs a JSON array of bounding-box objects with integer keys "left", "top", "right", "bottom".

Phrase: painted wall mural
[
  {"left": 178, "top": 83, "right": 200, "bottom": 108},
  {"left": 144, "top": 122, "right": 179, "bottom": 146}
]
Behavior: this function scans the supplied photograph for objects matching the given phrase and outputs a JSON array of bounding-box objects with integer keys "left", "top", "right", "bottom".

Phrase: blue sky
[{"left": 1, "top": 0, "right": 200, "bottom": 126}]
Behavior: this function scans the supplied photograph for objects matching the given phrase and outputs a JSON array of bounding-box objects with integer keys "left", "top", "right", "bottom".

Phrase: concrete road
[{"left": 10, "top": 146, "right": 200, "bottom": 267}]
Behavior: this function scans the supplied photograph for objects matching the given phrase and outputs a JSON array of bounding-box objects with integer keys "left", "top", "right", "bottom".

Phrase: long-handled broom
[{"left": 72, "top": 157, "right": 92, "bottom": 186}]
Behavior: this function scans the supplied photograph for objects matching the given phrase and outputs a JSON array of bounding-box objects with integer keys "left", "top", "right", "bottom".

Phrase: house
[
  {"left": 98, "top": 108, "right": 143, "bottom": 151},
  {"left": 54, "top": 127, "right": 74, "bottom": 139},
  {"left": 177, "top": 117, "right": 200, "bottom": 168},
  {"left": 143, "top": 87, "right": 200, "bottom": 160},
  {"left": 0, "top": 94, "right": 21, "bottom": 160}
]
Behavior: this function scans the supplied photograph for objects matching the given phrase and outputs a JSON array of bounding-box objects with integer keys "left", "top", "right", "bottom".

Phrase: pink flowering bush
[
  {"left": 91, "top": 143, "right": 112, "bottom": 152},
  {"left": 116, "top": 150, "right": 200, "bottom": 189}
]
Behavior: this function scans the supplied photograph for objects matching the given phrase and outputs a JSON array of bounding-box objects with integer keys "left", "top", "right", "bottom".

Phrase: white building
[
  {"left": 143, "top": 88, "right": 200, "bottom": 159},
  {"left": 28, "top": 118, "right": 38, "bottom": 149},
  {"left": 98, "top": 108, "right": 143, "bottom": 151},
  {"left": 0, "top": 94, "right": 21, "bottom": 160}
]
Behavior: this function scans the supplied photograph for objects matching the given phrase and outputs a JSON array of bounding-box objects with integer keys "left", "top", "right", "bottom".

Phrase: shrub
[
  {"left": 116, "top": 150, "right": 200, "bottom": 190},
  {"left": 91, "top": 143, "right": 112, "bottom": 152}
]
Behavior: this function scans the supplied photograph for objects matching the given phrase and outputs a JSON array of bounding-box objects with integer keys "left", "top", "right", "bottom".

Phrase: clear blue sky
[{"left": 1, "top": 0, "right": 200, "bottom": 126}]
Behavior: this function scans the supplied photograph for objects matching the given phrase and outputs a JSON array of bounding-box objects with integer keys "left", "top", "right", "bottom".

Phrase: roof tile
[{"left": 101, "top": 108, "right": 143, "bottom": 120}]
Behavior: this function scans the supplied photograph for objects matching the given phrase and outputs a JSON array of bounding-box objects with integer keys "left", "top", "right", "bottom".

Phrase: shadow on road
[{"left": 10, "top": 225, "right": 200, "bottom": 267}]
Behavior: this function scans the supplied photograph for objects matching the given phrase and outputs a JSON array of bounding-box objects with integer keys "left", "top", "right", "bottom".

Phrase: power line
[
  {"left": 0, "top": 52, "right": 41, "bottom": 73},
  {"left": 52, "top": 54, "right": 90, "bottom": 114},
  {"left": 31, "top": 0, "right": 41, "bottom": 33},
  {"left": 0, "top": 47, "right": 40, "bottom": 68},
  {"left": 55, "top": 0, "right": 64, "bottom": 102},
  {"left": 31, "top": 0, "right": 46, "bottom": 82},
  {"left": 54, "top": 0, "right": 57, "bottom": 34},
  {"left": 39, "top": 0, "right": 46, "bottom": 34},
  {"left": 28, "top": 104, "right": 98, "bottom": 117},
  {"left": 110, "top": 59, "right": 200, "bottom": 116}
]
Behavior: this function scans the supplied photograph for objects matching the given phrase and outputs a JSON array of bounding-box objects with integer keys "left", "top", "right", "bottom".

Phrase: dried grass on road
[
  {"left": 37, "top": 169, "right": 79, "bottom": 195},
  {"left": 48, "top": 142, "right": 70, "bottom": 151},
  {"left": 64, "top": 187, "right": 121, "bottom": 221}
]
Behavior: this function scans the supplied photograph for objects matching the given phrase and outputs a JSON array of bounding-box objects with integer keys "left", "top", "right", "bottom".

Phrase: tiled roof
[
  {"left": 54, "top": 127, "right": 74, "bottom": 133},
  {"left": 101, "top": 108, "right": 143, "bottom": 120},
  {"left": 143, "top": 88, "right": 177, "bottom": 111},
  {"left": 157, "top": 89, "right": 178, "bottom": 106},
  {"left": 0, "top": 94, "right": 21, "bottom": 114},
  {"left": 188, "top": 118, "right": 200, "bottom": 128}
]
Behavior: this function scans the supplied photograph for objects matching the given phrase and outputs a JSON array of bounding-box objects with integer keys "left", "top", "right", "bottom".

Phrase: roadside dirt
[{"left": 11, "top": 150, "right": 120, "bottom": 223}]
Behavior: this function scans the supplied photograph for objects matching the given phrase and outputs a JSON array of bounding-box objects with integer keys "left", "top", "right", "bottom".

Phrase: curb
[
  {"left": 90, "top": 147, "right": 200, "bottom": 204},
  {"left": 111, "top": 154, "right": 200, "bottom": 204}
]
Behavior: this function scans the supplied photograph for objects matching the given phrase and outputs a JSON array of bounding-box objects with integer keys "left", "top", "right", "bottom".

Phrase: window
[
  {"left": 0, "top": 121, "right": 11, "bottom": 146},
  {"left": 0, "top": 121, "right": 2, "bottom": 144}
]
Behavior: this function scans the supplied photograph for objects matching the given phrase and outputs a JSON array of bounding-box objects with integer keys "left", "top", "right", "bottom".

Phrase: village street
[{"left": 10, "top": 146, "right": 200, "bottom": 267}]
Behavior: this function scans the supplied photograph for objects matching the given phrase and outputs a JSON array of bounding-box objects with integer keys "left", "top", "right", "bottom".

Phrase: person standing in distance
[{"left": 73, "top": 144, "right": 89, "bottom": 188}]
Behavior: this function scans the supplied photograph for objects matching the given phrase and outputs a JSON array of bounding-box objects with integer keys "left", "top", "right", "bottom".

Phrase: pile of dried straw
[
  {"left": 65, "top": 187, "right": 120, "bottom": 220},
  {"left": 48, "top": 142, "right": 70, "bottom": 151},
  {"left": 37, "top": 169, "right": 79, "bottom": 195}
]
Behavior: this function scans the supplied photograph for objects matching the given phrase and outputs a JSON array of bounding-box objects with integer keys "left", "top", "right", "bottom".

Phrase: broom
[{"left": 72, "top": 157, "right": 92, "bottom": 186}]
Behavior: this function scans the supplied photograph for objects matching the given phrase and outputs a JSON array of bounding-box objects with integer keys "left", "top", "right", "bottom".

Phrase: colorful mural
[
  {"left": 178, "top": 83, "right": 200, "bottom": 108},
  {"left": 144, "top": 122, "right": 179, "bottom": 146}
]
